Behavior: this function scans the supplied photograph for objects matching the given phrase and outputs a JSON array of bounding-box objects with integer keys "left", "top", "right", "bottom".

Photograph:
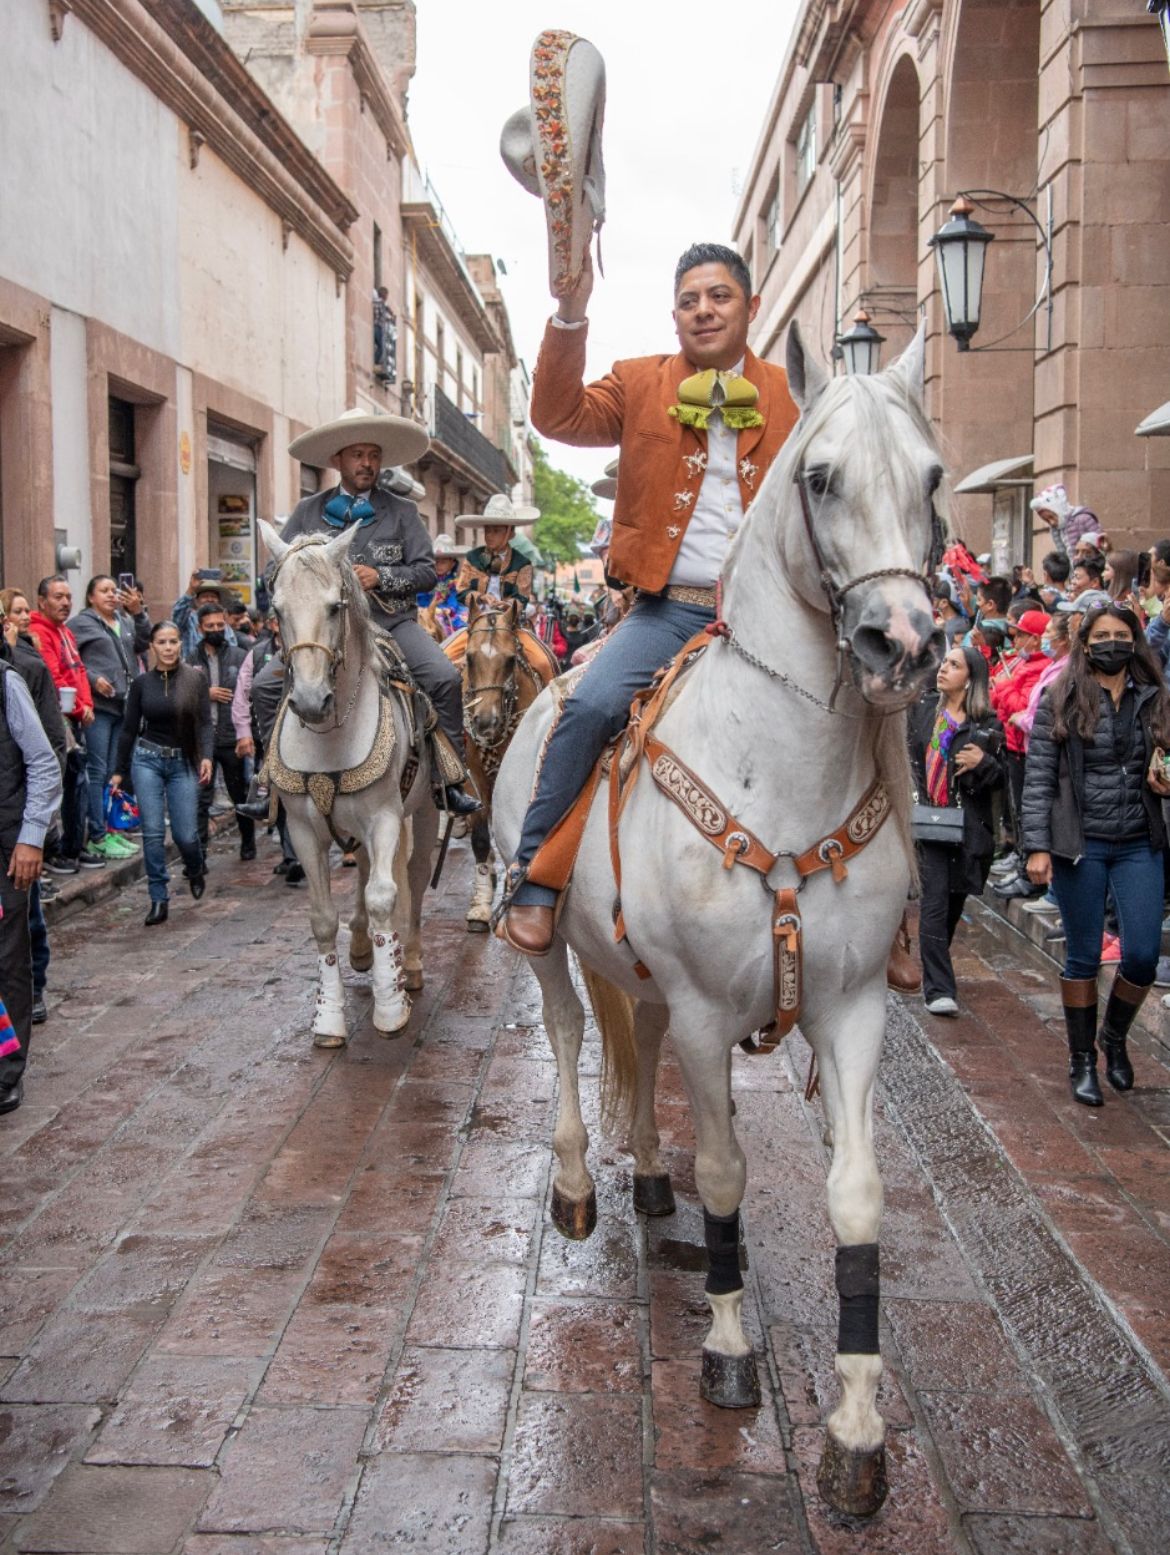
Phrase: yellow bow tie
[{"left": 669, "top": 369, "right": 764, "bottom": 432}]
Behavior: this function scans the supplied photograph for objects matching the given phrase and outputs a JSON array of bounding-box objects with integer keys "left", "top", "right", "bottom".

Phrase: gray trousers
[
  {"left": 389, "top": 616, "right": 463, "bottom": 748},
  {"left": 513, "top": 595, "right": 714, "bottom": 907}
]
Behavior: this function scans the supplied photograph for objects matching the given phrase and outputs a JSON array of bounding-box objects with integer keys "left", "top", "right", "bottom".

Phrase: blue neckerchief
[{"left": 323, "top": 490, "right": 376, "bottom": 527}]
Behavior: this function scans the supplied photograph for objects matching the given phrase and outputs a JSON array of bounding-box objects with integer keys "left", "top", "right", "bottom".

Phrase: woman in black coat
[
  {"left": 909, "top": 645, "right": 1006, "bottom": 1017},
  {"left": 1021, "top": 603, "right": 1170, "bottom": 1106}
]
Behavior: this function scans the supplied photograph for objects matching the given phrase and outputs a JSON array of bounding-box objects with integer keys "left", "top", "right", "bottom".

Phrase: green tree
[{"left": 531, "top": 439, "right": 600, "bottom": 566}]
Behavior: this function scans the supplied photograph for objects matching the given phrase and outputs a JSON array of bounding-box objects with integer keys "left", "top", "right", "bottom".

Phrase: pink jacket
[{"left": 1017, "top": 654, "right": 1067, "bottom": 747}]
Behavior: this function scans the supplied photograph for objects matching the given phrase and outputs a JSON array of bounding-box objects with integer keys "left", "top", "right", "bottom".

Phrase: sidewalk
[{"left": 1, "top": 836, "right": 1169, "bottom": 1553}]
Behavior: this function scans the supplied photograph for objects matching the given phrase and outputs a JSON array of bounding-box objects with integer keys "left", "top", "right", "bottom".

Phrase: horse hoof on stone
[
  {"left": 349, "top": 948, "right": 373, "bottom": 973},
  {"left": 816, "top": 1433, "right": 888, "bottom": 1517},
  {"left": 466, "top": 917, "right": 489, "bottom": 934},
  {"left": 373, "top": 1001, "right": 411, "bottom": 1036},
  {"left": 312, "top": 1029, "right": 346, "bottom": 1049},
  {"left": 551, "top": 1185, "right": 597, "bottom": 1240},
  {"left": 403, "top": 968, "right": 424, "bottom": 993},
  {"left": 700, "top": 1347, "right": 761, "bottom": 1409},
  {"left": 633, "top": 1173, "right": 676, "bottom": 1216}
]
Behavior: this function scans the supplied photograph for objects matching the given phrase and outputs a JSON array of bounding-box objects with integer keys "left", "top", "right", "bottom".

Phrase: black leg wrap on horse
[
  {"left": 704, "top": 1209, "right": 743, "bottom": 1296},
  {"left": 835, "top": 1243, "right": 880, "bottom": 1354}
]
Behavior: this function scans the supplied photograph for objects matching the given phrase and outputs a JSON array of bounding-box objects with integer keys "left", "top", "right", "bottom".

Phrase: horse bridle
[
  {"left": 463, "top": 609, "right": 541, "bottom": 753},
  {"left": 269, "top": 539, "right": 360, "bottom": 728}
]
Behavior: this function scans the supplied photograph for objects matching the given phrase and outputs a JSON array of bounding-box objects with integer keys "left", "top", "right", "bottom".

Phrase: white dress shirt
[{"left": 668, "top": 360, "right": 745, "bottom": 588}]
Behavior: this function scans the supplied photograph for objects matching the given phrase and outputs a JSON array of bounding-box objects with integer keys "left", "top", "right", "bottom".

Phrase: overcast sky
[{"left": 408, "top": 0, "right": 801, "bottom": 493}]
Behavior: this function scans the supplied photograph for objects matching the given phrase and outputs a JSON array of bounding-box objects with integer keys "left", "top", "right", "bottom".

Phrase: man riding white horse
[
  {"left": 501, "top": 241, "right": 800, "bottom": 952},
  {"left": 278, "top": 407, "right": 479, "bottom": 817}
]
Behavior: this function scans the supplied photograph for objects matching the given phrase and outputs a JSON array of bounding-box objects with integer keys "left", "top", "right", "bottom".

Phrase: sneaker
[
  {"left": 1022, "top": 891, "right": 1060, "bottom": 915},
  {"left": 38, "top": 877, "right": 59, "bottom": 901},
  {"left": 78, "top": 845, "right": 109, "bottom": 869},
  {"left": 46, "top": 856, "right": 79, "bottom": 875},
  {"left": 105, "top": 833, "right": 140, "bottom": 857},
  {"left": 1156, "top": 956, "right": 1170, "bottom": 989},
  {"left": 31, "top": 995, "right": 47, "bottom": 1025},
  {"left": 1101, "top": 933, "right": 1122, "bottom": 964},
  {"left": 989, "top": 851, "right": 1020, "bottom": 878},
  {"left": 925, "top": 995, "right": 959, "bottom": 1016},
  {"left": 83, "top": 836, "right": 124, "bottom": 864}
]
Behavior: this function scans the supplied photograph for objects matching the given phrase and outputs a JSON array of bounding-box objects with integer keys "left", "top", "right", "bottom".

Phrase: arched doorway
[{"left": 867, "top": 55, "right": 921, "bottom": 362}]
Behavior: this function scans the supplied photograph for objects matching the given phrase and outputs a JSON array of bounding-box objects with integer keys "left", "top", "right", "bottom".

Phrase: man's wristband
[{"left": 550, "top": 315, "right": 587, "bottom": 331}]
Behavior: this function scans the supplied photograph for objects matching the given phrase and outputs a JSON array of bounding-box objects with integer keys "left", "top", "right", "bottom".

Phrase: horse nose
[
  {"left": 850, "top": 609, "right": 942, "bottom": 682},
  {"left": 289, "top": 686, "right": 334, "bottom": 723}
]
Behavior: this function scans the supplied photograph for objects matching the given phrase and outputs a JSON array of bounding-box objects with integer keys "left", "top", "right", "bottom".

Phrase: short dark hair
[
  {"left": 37, "top": 574, "right": 67, "bottom": 599},
  {"left": 674, "top": 243, "right": 752, "bottom": 301},
  {"left": 979, "top": 576, "right": 1012, "bottom": 615},
  {"left": 1041, "top": 550, "right": 1070, "bottom": 585},
  {"left": 1075, "top": 553, "right": 1106, "bottom": 583},
  {"left": 1152, "top": 538, "right": 1170, "bottom": 568},
  {"left": 197, "top": 602, "right": 226, "bottom": 623}
]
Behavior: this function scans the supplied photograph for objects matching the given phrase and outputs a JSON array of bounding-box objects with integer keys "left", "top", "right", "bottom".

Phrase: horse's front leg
[
  {"left": 349, "top": 847, "right": 372, "bottom": 972},
  {"left": 628, "top": 1002, "right": 676, "bottom": 1217},
  {"left": 285, "top": 806, "right": 346, "bottom": 1048},
  {"left": 466, "top": 811, "right": 495, "bottom": 933},
  {"left": 364, "top": 810, "right": 410, "bottom": 1035},
  {"left": 808, "top": 984, "right": 889, "bottom": 1517},
  {"left": 533, "top": 944, "right": 594, "bottom": 1238},
  {"left": 403, "top": 805, "right": 437, "bottom": 992},
  {"left": 669, "top": 1021, "right": 758, "bottom": 1409}
]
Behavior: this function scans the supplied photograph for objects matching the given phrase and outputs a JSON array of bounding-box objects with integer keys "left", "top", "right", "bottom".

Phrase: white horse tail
[
  {"left": 873, "top": 709, "right": 918, "bottom": 890},
  {"left": 579, "top": 961, "right": 639, "bottom": 1132}
]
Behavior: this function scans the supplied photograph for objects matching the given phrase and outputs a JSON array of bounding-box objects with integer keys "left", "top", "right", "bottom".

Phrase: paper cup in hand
[{"left": 59, "top": 686, "right": 77, "bottom": 714}]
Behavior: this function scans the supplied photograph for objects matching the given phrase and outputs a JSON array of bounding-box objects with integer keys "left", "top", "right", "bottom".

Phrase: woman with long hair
[
  {"left": 110, "top": 621, "right": 213, "bottom": 926},
  {"left": 1103, "top": 548, "right": 1144, "bottom": 620},
  {"left": 1022, "top": 604, "right": 1170, "bottom": 1105},
  {"left": 909, "top": 645, "right": 1006, "bottom": 1015},
  {"left": 68, "top": 575, "right": 142, "bottom": 863}
]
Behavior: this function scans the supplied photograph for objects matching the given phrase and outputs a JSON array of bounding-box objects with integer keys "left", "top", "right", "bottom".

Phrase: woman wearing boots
[{"left": 1021, "top": 603, "right": 1170, "bottom": 1105}]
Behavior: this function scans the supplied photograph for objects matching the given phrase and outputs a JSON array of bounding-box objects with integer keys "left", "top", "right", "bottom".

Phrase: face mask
[
  {"left": 1086, "top": 641, "right": 1133, "bottom": 676},
  {"left": 1042, "top": 643, "right": 1057, "bottom": 659},
  {"left": 203, "top": 630, "right": 226, "bottom": 648}
]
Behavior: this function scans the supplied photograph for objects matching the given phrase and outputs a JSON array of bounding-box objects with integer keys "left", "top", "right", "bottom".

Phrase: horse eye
[
  {"left": 805, "top": 467, "right": 830, "bottom": 499},
  {"left": 926, "top": 465, "right": 943, "bottom": 496},
  {"left": 327, "top": 601, "right": 341, "bottom": 616}
]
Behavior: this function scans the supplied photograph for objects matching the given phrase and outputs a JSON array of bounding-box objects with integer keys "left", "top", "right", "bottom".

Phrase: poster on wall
[{"left": 217, "top": 494, "right": 253, "bottom": 605}]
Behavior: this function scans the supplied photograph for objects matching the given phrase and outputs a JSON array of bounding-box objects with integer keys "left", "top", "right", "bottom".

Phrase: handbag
[{"left": 910, "top": 792, "right": 966, "bottom": 847}]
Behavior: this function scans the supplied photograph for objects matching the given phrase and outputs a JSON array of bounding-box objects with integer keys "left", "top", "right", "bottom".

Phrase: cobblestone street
[{"left": 3, "top": 832, "right": 1170, "bottom": 1554}]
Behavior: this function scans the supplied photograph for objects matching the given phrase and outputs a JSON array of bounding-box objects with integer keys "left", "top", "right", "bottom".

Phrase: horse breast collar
[{"left": 266, "top": 684, "right": 417, "bottom": 823}]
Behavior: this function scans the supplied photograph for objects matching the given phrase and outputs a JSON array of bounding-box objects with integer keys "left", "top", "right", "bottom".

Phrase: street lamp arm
[
  {"left": 933, "top": 187, "right": 1054, "bottom": 355},
  {"left": 958, "top": 189, "right": 1052, "bottom": 255}
]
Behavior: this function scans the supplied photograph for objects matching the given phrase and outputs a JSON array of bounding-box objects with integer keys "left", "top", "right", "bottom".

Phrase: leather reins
[
  {"left": 462, "top": 610, "right": 545, "bottom": 756},
  {"left": 269, "top": 539, "right": 360, "bottom": 730}
]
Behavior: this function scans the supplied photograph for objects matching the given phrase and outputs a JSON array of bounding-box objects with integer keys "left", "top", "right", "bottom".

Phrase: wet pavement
[{"left": 3, "top": 831, "right": 1170, "bottom": 1554}]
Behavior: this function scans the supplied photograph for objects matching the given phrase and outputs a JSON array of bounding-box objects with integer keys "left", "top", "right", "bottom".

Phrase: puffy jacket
[
  {"left": 908, "top": 699, "right": 1006, "bottom": 894},
  {"left": 28, "top": 611, "right": 93, "bottom": 721},
  {"left": 989, "top": 650, "right": 1049, "bottom": 755},
  {"left": 1021, "top": 681, "right": 1165, "bottom": 859}
]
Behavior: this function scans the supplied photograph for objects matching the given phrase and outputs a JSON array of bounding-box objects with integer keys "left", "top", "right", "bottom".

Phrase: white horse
[
  {"left": 491, "top": 325, "right": 943, "bottom": 1516},
  {"left": 258, "top": 520, "right": 437, "bottom": 1047}
]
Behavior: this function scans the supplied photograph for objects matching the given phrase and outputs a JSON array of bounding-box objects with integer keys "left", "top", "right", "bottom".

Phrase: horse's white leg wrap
[
  {"left": 371, "top": 931, "right": 410, "bottom": 1034},
  {"left": 466, "top": 861, "right": 495, "bottom": 928},
  {"left": 312, "top": 951, "right": 347, "bottom": 1041}
]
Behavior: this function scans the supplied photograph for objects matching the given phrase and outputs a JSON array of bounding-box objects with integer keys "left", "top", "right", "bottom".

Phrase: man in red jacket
[
  {"left": 30, "top": 575, "right": 95, "bottom": 871},
  {"left": 990, "top": 607, "right": 1051, "bottom": 899}
]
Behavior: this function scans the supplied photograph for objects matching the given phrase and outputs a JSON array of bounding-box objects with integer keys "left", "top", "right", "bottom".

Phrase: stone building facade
[
  {"left": 0, "top": 0, "right": 526, "bottom": 619},
  {"left": 733, "top": 0, "right": 1170, "bottom": 565}
]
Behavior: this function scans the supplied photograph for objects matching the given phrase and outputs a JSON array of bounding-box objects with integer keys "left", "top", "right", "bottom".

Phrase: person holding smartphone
[
  {"left": 68, "top": 575, "right": 142, "bottom": 864},
  {"left": 171, "top": 571, "right": 238, "bottom": 657},
  {"left": 1021, "top": 604, "right": 1170, "bottom": 1105}
]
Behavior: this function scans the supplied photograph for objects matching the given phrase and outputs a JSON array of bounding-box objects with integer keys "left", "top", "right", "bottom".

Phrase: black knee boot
[
  {"left": 1099, "top": 974, "right": 1150, "bottom": 1092},
  {"left": 1060, "top": 976, "right": 1102, "bottom": 1107}
]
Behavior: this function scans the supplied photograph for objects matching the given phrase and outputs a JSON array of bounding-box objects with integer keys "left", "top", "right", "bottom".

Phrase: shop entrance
[{"left": 207, "top": 427, "right": 258, "bottom": 608}]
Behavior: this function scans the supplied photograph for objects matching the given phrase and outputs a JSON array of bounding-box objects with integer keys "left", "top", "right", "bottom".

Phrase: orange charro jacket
[{"left": 530, "top": 319, "right": 800, "bottom": 593}]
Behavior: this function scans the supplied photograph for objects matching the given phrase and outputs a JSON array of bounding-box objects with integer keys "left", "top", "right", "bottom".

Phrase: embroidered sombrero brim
[
  {"left": 290, "top": 408, "right": 429, "bottom": 471},
  {"left": 453, "top": 511, "right": 538, "bottom": 530},
  {"left": 500, "top": 30, "right": 606, "bottom": 298}
]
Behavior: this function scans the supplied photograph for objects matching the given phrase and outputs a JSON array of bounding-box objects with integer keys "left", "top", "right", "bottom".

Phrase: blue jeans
[
  {"left": 28, "top": 881, "right": 49, "bottom": 998},
  {"left": 86, "top": 708, "right": 123, "bottom": 837},
  {"left": 131, "top": 745, "right": 204, "bottom": 904},
  {"left": 513, "top": 595, "right": 714, "bottom": 907},
  {"left": 1050, "top": 837, "right": 1164, "bottom": 984}
]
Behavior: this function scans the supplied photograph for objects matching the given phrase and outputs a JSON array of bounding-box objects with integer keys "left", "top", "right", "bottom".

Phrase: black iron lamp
[
  {"left": 836, "top": 312, "right": 886, "bottom": 376},
  {"left": 929, "top": 196, "right": 995, "bottom": 351},
  {"left": 1151, "top": 3, "right": 1170, "bottom": 74}
]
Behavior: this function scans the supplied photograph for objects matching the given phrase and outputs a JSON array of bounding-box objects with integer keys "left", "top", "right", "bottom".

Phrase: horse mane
[{"left": 283, "top": 534, "right": 372, "bottom": 627}]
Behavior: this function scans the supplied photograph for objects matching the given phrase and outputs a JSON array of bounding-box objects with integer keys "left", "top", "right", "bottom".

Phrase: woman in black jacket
[
  {"left": 1022, "top": 603, "right": 1170, "bottom": 1106},
  {"left": 909, "top": 645, "right": 1006, "bottom": 1016}
]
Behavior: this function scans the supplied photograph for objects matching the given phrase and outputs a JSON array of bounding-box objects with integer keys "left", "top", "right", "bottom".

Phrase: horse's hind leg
[
  {"left": 628, "top": 1003, "right": 675, "bottom": 1217},
  {"left": 286, "top": 811, "right": 346, "bottom": 1048},
  {"left": 364, "top": 810, "right": 410, "bottom": 1035},
  {"left": 668, "top": 1016, "right": 759, "bottom": 1409},
  {"left": 809, "top": 989, "right": 889, "bottom": 1517},
  {"left": 349, "top": 847, "right": 373, "bottom": 972},
  {"left": 466, "top": 812, "right": 494, "bottom": 933},
  {"left": 532, "top": 942, "right": 594, "bottom": 1239},
  {"left": 402, "top": 806, "right": 437, "bottom": 992}
]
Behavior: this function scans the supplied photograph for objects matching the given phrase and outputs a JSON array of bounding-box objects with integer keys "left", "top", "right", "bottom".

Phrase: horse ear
[
  {"left": 324, "top": 523, "right": 361, "bottom": 564},
  {"left": 258, "top": 518, "right": 289, "bottom": 563},
  {"left": 508, "top": 597, "right": 522, "bottom": 628},
  {"left": 466, "top": 591, "right": 482, "bottom": 620},
  {"left": 888, "top": 321, "right": 926, "bottom": 405},
  {"left": 785, "top": 319, "right": 829, "bottom": 414}
]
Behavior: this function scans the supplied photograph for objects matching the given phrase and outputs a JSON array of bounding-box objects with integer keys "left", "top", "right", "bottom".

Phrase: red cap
[{"left": 1016, "top": 609, "right": 1052, "bottom": 638}]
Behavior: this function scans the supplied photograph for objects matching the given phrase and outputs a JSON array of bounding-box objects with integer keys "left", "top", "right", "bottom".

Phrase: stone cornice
[
  {"left": 904, "top": 0, "right": 943, "bottom": 41},
  {"left": 66, "top": 0, "right": 356, "bottom": 278},
  {"left": 307, "top": 1, "right": 410, "bottom": 160}
]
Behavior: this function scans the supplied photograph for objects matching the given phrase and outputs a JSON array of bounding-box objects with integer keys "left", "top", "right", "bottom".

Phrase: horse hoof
[
  {"left": 312, "top": 1030, "right": 346, "bottom": 1049},
  {"left": 700, "top": 1347, "right": 761, "bottom": 1409},
  {"left": 633, "top": 1173, "right": 676, "bottom": 1216},
  {"left": 403, "top": 968, "right": 423, "bottom": 993},
  {"left": 349, "top": 949, "right": 373, "bottom": 973},
  {"left": 816, "top": 1433, "right": 888, "bottom": 1518},
  {"left": 466, "top": 917, "right": 489, "bottom": 934},
  {"left": 373, "top": 1001, "right": 411, "bottom": 1036},
  {"left": 551, "top": 1185, "right": 597, "bottom": 1241}
]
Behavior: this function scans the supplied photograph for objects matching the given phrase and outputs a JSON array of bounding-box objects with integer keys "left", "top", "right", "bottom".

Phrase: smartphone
[
  {"left": 118, "top": 572, "right": 135, "bottom": 591},
  {"left": 196, "top": 568, "right": 223, "bottom": 582}
]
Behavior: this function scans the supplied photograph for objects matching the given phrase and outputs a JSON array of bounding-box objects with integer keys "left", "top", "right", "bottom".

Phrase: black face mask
[
  {"left": 1086, "top": 641, "right": 1134, "bottom": 676},
  {"left": 203, "top": 630, "right": 226, "bottom": 648}
]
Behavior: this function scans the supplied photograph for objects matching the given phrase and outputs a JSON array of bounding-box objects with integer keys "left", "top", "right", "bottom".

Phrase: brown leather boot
[
  {"left": 886, "top": 912, "right": 923, "bottom": 994},
  {"left": 502, "top": 904, "right": 556, "bottom": 956}
]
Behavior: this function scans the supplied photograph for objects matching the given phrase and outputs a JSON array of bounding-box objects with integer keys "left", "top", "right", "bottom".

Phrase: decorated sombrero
[
  {"left": 500, "top": 29, "right": 606, "bottom": 298},
  {"left": 433, "top": 532, "right": 470, "bottom": 559},
  {"left": 289, "top": 407, "right": 429, "bottom": 471},
  {"left": 454, "top": 492, "right": 541, "bottom": 531},
  {"left": 590, "top": 456, "right": 619, "bottom": 502}
]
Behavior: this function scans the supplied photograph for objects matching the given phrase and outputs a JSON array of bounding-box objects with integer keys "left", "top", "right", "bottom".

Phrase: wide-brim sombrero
[
  {"left": 289, "top": 408, "right": 429, "bottom": 471},
  {"left": 454, "top": 492, "right": 541, "bottom": 531},
  {"left": 590, "top": 456, "right": 619, "bottom": 502}
]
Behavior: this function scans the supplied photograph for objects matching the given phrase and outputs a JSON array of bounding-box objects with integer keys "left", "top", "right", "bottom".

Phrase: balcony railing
[{"left": 432, "top": 385, "right": 512, "bottom": 493}]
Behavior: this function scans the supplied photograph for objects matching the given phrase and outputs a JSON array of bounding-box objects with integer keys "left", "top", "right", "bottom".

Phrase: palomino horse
[
  {"left": 443, "top": 595, "right": 558, "bottom": 930},
  {"left": 258, "top": 520, "right": 437, "bottom": 1047},
  {"left": 492, "top": 325, "right": 943, "bottom": 1516}
]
